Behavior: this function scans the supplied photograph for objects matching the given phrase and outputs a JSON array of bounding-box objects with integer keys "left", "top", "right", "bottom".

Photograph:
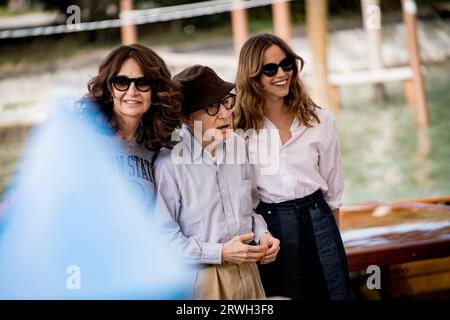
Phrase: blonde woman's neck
[{"left": 263, "top": 97, "right": 291, "bottom": 121}]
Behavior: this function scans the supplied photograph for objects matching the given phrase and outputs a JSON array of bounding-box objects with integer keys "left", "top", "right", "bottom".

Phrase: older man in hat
[{"left": 153, "top": 65, "right": 280, "bottom": 300}]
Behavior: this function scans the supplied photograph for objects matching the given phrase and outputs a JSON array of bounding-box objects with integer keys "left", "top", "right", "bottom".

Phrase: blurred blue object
[{"left": 0, "top": 102, "right": 194, "bottom": 299}]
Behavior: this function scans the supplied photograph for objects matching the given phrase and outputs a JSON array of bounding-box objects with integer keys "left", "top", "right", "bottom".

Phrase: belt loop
[
  {"left": 294, "top": 198, "right": 299, "bottom": 210},
  {"left": 309, "top": 194, "right": 318, "bottom": 209},
  {"left": 267, "top": 203, "right": 274, "bottom": 215}
]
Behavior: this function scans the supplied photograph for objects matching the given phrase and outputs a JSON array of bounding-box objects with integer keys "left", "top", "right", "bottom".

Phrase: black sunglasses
[
  {"left": 204, "top": 94, "right": 236, "bottom": 116},
  {"left": 111, "top": 76, "right": 152, "bottom": 92},
  {"left": 261, "top": 57, "right": 296, "bottom": 77}
]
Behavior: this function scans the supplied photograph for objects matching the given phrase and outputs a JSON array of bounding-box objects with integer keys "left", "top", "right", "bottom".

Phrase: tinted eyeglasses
[
  {"left": 111, "top": 76, "right": 152, "bottom": 92},
  {"left": 204, "top": 94, "right": 236, "bottom": 116},
  {"left": 261, "top": 57, "right": 296, "bottom": 77}
]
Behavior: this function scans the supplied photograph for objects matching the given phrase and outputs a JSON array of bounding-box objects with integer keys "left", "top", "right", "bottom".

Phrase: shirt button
[{"left": 267, "top": 210, "right": 272, "bottom": 214}]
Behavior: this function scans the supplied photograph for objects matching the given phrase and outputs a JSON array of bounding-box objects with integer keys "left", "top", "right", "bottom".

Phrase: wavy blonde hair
[{"left": 234, "top": 33, "right": 319, "bottom": 131}]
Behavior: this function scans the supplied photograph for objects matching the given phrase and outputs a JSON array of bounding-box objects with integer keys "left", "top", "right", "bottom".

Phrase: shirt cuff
[
  {"left": 200, "top": 242, "right": 223, "bottom": 265},
  {"left": 326, "top": 199, "right": 342, "bottom": 211},
  {"left": 253, "top": 224, "right": 269, "bottom": 245}
]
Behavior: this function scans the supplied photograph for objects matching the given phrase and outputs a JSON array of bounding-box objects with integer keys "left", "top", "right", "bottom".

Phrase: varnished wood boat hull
[{"left": 341, "top": 196, "right": 450, "bottom": 299}]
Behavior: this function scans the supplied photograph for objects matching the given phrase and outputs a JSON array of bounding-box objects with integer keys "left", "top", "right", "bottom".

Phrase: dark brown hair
[{"left": 79, "top": 44, "right": 183, "bottom": 150}]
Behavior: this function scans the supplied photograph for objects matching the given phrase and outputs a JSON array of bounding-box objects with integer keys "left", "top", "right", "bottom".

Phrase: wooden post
[
  {"left": 401, "top": 0, "right": 429, "bottom": 127},
  {"left": 120, "top": 0, "right": 137, "bottom": 45},
  {"left": 361, "top": 0, "right": 387, "bottom": 104},
  {"left": 329, "top": 85, "right": 340, "bottom": 112},
  {"left": 272, "top": 1, "right": 292, "bottom": 44},
  {"left": 306, "top": 0, "right": 331, "bottom": 111},
  {"left": 231, "top": 0, "right": 249, "bottom": 56},
  {"left": 403, "top": 79, "right": 416, "bottom": 109}
]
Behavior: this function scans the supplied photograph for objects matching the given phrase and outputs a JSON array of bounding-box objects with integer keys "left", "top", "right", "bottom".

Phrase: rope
[{"left": 0, "top": 0, "right": 292, "bottom": 39}]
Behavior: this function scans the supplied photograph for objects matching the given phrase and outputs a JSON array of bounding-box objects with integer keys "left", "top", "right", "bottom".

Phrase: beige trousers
[{"left": 194, "top": 262, "right": 266, "bottom": 300}]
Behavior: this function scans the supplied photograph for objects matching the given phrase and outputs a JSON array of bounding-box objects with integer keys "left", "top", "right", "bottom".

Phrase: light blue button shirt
[{"left": 153, "top": 125, "right": 268, "bottom": 265}]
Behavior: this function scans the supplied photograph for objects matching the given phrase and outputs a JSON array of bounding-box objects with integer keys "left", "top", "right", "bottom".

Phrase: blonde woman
[{"left": 234, "top": 33, "right": 350, "bottom": 300}]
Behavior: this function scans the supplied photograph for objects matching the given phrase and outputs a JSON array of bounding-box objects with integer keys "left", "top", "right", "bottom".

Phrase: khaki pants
[{"left": 194, "top": 262, "right": 266, "bottom": 300}]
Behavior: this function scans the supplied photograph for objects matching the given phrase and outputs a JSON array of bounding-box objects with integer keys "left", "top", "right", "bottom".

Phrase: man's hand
[
  {"left": 258, "top": 232, "right": 280, "bottom": 265},
  {"left": 222, "top": 232, "right": 266, "bottom": 264}
]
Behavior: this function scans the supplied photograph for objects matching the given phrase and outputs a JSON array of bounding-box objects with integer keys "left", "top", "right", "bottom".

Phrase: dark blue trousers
[{"left": 256, "top": 189, "right": 351, "bottom": 300}]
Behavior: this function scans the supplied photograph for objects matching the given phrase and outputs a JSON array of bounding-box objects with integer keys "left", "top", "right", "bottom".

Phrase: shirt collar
[
  {"left": 263, "top": 116, "right": 307, "bottom": 145},
  {"left": 179, "top": 124, "right": 247, "bottom": 166},
  {"left": 180, "top": 124, "right": 230, "bottom": 165}
]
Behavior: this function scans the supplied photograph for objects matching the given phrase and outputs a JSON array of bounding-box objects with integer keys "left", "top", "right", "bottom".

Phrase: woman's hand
[
  {"left": 222, "top": 233, "right": 266, "bottom": 264},
  {"left": 258, "top": 232, "right": 280, "bottom": 265}
]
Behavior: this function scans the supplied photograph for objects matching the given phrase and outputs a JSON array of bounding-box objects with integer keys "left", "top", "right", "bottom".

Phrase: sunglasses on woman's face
[
  {"left": 204, "top": 94, "right": 236, "bottom": 116},
  {"left": 111, "top": 76, "right": 152, "bottom": 92},
  {"left": 260, "top": 57, "right": 295, "bottom": 77}
]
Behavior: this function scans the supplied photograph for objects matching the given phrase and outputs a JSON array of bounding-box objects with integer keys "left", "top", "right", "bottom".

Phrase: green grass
[
  {"left": 0, "top": 126, "right": 31, "bottom": 197},
  {"left": 1, "top": 100, "right": 34, "bottom": 110},
  {"left": 139, "top": 23, "right": 233, "bottom": 47},
  {"left": 139, "top": 14, "right": 281, "bottom": 47},
  {"left": 0, "top": 5, "right": 6, "bottom": 17},
  {"left": 0, "top": 6, "right": 57, "bottom": 18}
]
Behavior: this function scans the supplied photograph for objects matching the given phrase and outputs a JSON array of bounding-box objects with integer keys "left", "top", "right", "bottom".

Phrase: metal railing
[{"left": 0, "top": 0, "right": 292, "bottom": 39}]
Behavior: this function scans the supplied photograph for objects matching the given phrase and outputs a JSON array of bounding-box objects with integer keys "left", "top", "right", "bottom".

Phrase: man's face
[{"left": 187, "top": 95, "right": 235, "bottom": 147}]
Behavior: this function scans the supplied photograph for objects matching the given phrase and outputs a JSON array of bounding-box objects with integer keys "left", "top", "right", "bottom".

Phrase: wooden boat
[{"left": 340, "top": 196, "right": 450, "bottom": 299}]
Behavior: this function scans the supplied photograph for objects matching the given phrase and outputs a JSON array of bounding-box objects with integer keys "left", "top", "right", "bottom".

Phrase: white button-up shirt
[
  {"left": 153, "top": 126, "right": 268, "bottom": 265},
  {"left": 248, "top": 107, "right": 344, "bottom": 210}
]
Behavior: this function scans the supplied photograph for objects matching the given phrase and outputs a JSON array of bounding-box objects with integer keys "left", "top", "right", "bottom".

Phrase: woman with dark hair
[
  {"left": 82, "top": 43, "right": 183, "bottom": 150},
  {"left": 77, "top": 44, "right": 183, "bottom": 208},
  {"left": 234, "top": 33, "right": 350, "bottom": 300}
]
